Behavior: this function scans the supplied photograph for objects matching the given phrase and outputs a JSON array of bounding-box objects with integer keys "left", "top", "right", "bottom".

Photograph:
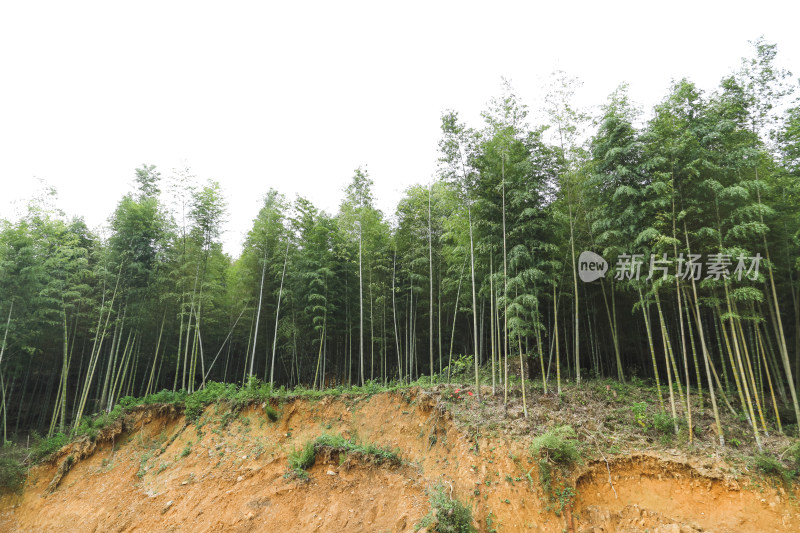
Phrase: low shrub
[
  {"left": 417, "top": 483, "right": 476, "bottom": 533},
  {"left": 232, "top": 376, "right": 272, "bottom": 408},
  {"left": 264, "top": 404, "right": 279, "bottom": 422},
  {"left": 784, "top": 441, "right": 800, "bottom": 470},
  {"left": 445, "top": 354, "right": 475, "bottom": 382},
  {"left": 652, "top": 412, "right": 676, "bottom": 435},
  {"left": 754, "top": 453, "right": 791, "bottom": 482},
  {"left": 530, "top": 426, "right": 580, "bottom": 516},
  {"left": 73, "top": 404, "right": 125, "bottom": 441},
  {"left": 631, "top": 402, "right": 648, "bottom": 427},
  {"left": 529, "top": 425, "right": 580, "bottom": 466},
  {"left": 29, "top": 432, "right": 70, "bottom": 462},
  {"left": 184, "top": 382, "right": 237, "bottom": 421},
  {"left": 119, "top": 389, "right": 186, "bottom": 408},
  {"left": 313, "top": 433, "right": 401, "bottom": 465},
  {"left": 287, "top": 434, "right": 401, "bottom": 478},
  {"left": 288, "top": 440, "right": 316, "bottom": 477},
  {"left": 180, "top": 444, "right": 192, "bottom": 458},
  {"left": 0, "top": 445, "right": 27, "bottom": 493}
]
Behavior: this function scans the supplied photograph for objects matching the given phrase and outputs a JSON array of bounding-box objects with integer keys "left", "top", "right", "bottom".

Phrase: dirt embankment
[{"left": 1, "top": 390, "right": 798, "bottom": 532}]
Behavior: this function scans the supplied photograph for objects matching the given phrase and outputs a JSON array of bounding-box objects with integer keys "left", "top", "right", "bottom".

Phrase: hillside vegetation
[{"left": 2, "top": 380, "right": 800, "bottom": 532}]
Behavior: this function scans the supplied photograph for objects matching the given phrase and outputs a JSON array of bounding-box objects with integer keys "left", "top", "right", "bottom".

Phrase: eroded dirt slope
[{"left": 1, "top": 389, "right": 799, "bottom": 532}]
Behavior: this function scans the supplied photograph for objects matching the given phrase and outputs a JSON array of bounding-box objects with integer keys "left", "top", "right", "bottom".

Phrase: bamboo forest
[{"left": 2, "top": 38, "right": 800, "bottom": 455}]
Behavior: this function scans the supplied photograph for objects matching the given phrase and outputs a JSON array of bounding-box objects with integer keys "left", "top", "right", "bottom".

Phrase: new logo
[{"left": 578, "top": 251, "right": 608, "bottom": 282}]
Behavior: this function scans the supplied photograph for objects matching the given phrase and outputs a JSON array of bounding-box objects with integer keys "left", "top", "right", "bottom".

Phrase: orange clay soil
[{"left": 1, "top": 389, "right": 799, "bottom": 532}]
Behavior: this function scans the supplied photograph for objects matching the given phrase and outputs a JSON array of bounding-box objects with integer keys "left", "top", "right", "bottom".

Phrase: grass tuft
[
  {"left": 264, "top": 404, "right": 279, "bottom": 422},
  {"left": 29, "top": 432, "right": 71, "bottom": 462},
  {"left": 417, "top": 483, "right": 476, "bottom": 533},
  {"left": 529, "top": 426, "right": 580, "bottom": 516},
  {"left": 287, "top": 434, "right": 401, "bottom": 478},
  {"left": 754, "top": 453, "right": 792, "bottom": 483},
  {"left": 529, "top": 425, "right": 580, "bottom": 466}
]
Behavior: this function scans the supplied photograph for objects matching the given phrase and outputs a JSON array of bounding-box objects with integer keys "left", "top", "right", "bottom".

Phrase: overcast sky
[{"left": 1, "top": 1, "right": 797, "bottom": 256}]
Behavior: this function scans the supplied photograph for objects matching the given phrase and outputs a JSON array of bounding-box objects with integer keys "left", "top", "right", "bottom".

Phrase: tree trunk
[
  {"left": 270, "top": 242, "right": 290, "bottom": 387},
  {"left": 250, "top": 243, "right": 268, "bottom": 378},
  {"left": 468, "top": 203, "right": 480, "bottom": 399}
]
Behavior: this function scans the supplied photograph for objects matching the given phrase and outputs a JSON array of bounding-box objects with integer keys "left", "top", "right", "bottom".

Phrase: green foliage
[
  {"left": 318, "top": 433, "right": 401, "bottom": 464},
  {"left": 530, "top": 426, "right": 580, "bottom": 515},
  {"left": 417, "top": 483, "right": 476, "bottom": 533},
  {"left": 754, "top": 454, "right": 791, "bottom": 483},
  {"left": 313, "top": 433, "right": 348, "bottom": 449},
  {"left": 535, "top": 457, "right": 578, "bottom": 517},
  {"left": 652, "top": 413, "right": 675, "bottom": 435},
  {"left": 119, "top": 389, "right": 187, "bottom": 408},
  {"left": 785, "top": 441, "right": 800, "bottom": 470},
  {"left": 115, "top": 380, "right": 277, "bottom": 426},
  {"left": 529, "top": 426, "right": 581, "bottom": 466},
  {"left": 184, "top": 382, "right": 238, "bottom": 421},
  {"left": 537, "top": 458, "right": 553, "bottom": 499},
  {"left": 446, "top": 354, "right": 475, "bottom": 380},
  {"left": 29, "top": 432, "right": 70, "bottom": 463},
  {"left": 629, "top": 402, "right": 678, "bottom": 436},
  {"left": 485, "top": 511, "right": 498, "bottom": 533},
  {"left": 288, "top": 441, "right": 316, "bottom": 476},
  {"left": 631, "top": 402, "right": 647, "bottom": 427},
  {"left": 0, "top": 445, "right": 27, "bottom": 493},
  {"left": 74, "top": 405, "right": 124, "bottom": 440},
  {"left": 232, "top": 377, "right": 273, "bottom": 407},
  {"left": 264, "top": 404, "right": 279, "bottom": 422},
  {"left": 555, "top": 486, "right": 576, "bottom": 516},
  {"left": 287, "top": 434, "right": 401, "bottom": 479}
]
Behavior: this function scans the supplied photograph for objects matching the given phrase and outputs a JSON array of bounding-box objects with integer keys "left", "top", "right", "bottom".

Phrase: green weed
[
  {"left": 530, "top": 426, "right": 580, "bottom": 517},
  {"left": 631, "top": 402, "right": 648, "bottom": 427},
  {"left": 417, "top": 483, "right": 476, "bottom": 533},
  {"left": 29, "top": 432, "right": 70, "bottom": 463},
  {"left": 529, "top": 426, "right": 581, "bottom": 466},
  {"left": 264, "top": 404, "right": 279, "bottom": 422},
  {"left": 0, "top": 445, "right": 27, "bottom": 493},
  {"left": 754, "top": 454, "right": 792, "bottom": 483},
  {"left": 287, "top": 434, "right": 401, "bottom": 478}
]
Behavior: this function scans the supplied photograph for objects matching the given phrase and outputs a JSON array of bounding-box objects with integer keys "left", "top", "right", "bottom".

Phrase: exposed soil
[
  {"left": 576, "top": 454, "right": 796, "bottom": 532},
  {"left": 1, "top": 388, "right": 799, "bottom": 532}
]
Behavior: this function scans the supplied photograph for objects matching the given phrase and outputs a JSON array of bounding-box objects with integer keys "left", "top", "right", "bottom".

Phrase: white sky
[{"left": 1, "top": 1, "right": 798, "bottom": 256}]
